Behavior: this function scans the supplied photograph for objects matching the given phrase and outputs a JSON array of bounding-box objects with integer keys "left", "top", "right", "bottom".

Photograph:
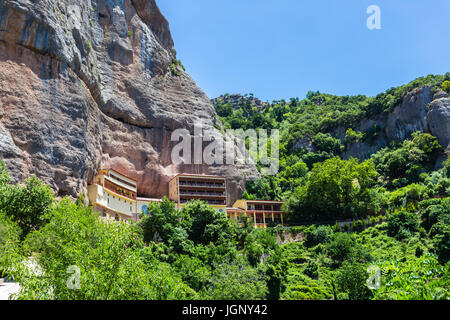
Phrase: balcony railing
[
  {"left": 104, "top": 176, "right": 137, "bottom": 194},
  {"left": 248, "top": 207, "right": 282, "bottom": 211},
  {"left": 180, "top": 199, "right": 226, "bottom": 205},
  {"left": 179, "top": 191, "right": 226, "bottom": 197},
  {"left": 179, "top": 181, "right": 225, "bottom": 188}
]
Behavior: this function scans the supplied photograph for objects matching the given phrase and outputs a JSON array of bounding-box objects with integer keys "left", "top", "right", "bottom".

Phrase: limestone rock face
[
  {"left": 385, "top": 87, "right": 433, "bottom": 142},
  {"left": 0, "top": 0, "right": 258, "bottom": 204},
  {"left": 334, "top": 86, "right": 448, "bottom": 161},
  {"left": 428, "top": 92, "right": 450, "bottom": 150}
]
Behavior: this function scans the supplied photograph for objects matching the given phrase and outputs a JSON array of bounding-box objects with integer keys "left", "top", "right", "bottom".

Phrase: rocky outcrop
[
  {"left": 0, "top": 0, "right": 258, "bottom": 204},
  {"left": 341, "top": 86, "right": 449, "bottom": 161},
  {"left": 428, "top": 90, "right": 450, "bottom": 150},
  {"left": 283, "top": 85, "right": 449, "bottom": 162},
  {"left": 385, "top": 87, "right": 433, "bottom": 142},
  {"left": 130, "top": 0, "right": 174, "bottom": 54},
  {"left": 211, "top": 94, "right": 269, "bottom": 111}
]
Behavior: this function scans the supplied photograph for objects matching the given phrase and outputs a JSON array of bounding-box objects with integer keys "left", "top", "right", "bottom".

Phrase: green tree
[
  {"left": 139, "top": 197, "right": 192, "bottom": 252},
  {"left": 183, "top": 200, "right": 234, "bottom": 246},
  {"left": 312, "top": 133, "right": 343, "bottom": 155},
  {"left": 373, "top": 254, "right": 449, "bottom": 300},
  {"left": 205, "top": 261, "right": 268, "bottom": 300},
  {"left": 12, "top": 199, "right": 195, "bottom": 300},
  {"left": 337, "top": 262, "right": 373, "bottom": 300},
  {"left": 304, "top": 225, "right": 333, "bottom": 247},
  {"left": 0, "top": 162, "right": 54, "bottom": 238},
  {"left": 387, "top": 211, "right": 419, "bottom": 240},
  {"left": 441, "top": 80, "right": 450, "bottom": 93},
  {"left": 430, "top": 221, "right": 450, "bottom": 264},
  {"left": 326, "top": 233, "right": 356, "bottom": 267},
  {"left": 287, "top": 157, "right": 379, "bottom": 222},
  {"left": 0, "top": 211, "right": 21, "bottom": 278}
]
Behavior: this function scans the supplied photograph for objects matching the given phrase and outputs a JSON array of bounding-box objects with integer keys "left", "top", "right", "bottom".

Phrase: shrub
[
  {"left": 430, "top": 222, "right": 450, "bottom": 264},
  {"left": 337, "top": 262, "right": 373, "bottom": 300},
  {"left": 420, "top": 204, "right": 448, "bottom": 231},
  {"left": 303, "top": 260, "right": 319, "bottom": 279},
  {"left": 305, "top": 225, "right": 333, "bottom": 247},
  {"left": 442, "top": 80, "right": 450, "bottom": 93},
  {"left": 0, "top": 162, "right": 55, "bottom": 238},
  {"left": 0, "top": 211, "right": 21, "bottom": 278},
  {"left": 326, "top": 233, "right": 355, "bottom": 267},
  {"left": 373, "top": 254, "right": 449, "bottom": 300},
  {"left": 205, "top": 261, "right": 268, "bottom": 300},
  {"left": 387, "top": 211, "right": 419, "bottom": 240}
]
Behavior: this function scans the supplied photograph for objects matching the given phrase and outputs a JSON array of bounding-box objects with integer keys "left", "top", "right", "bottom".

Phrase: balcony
[
  {"left": 179, "top": 191, "right": 226, "bottom": 198},
  {"left": 179, "top": 181, "right": 225, "bottom": 189},
  {"left": 180, "top": 199, "right": 226, "bottom": 205},
  {"left": 104, "top": 175, "right": 137, "bottom": 194}
]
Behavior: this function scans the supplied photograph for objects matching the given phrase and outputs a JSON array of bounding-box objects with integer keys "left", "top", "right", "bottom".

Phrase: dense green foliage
[
  {"left": 215, "top": 75, "right": 449, "bottom": 227},
  {"left": 0, "top": 162, "right": 54, "bottom": 238},
  {"left": 1, "top": 75, "right": 449, "bottom": 300},
  {"left": 0, "top": 158, "right": 448, "bottom": 300},
  {"left": 286, "top": 157, "right": 379, "bottom": 222},
  {"left": 211, "top": 74, "right": 450, "bottom": 299}
]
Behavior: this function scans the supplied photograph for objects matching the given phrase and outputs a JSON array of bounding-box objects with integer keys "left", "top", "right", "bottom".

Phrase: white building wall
[
  {"left": 89, "top": 185, "right": 135, "bottom": 218},
  {"left": 104, "top": 191, "right": 135, "bottom": 217}
]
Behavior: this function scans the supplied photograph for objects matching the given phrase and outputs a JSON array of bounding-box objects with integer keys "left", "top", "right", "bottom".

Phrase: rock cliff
[
  {"left": 213, "top": 86, "right": 450, "bottom": 168},
  {"left": 341, "top": 87, "right": 450, "bottom": 161},
  {"left": 0, "top": 0, "right": 258, "bottom": 204}
]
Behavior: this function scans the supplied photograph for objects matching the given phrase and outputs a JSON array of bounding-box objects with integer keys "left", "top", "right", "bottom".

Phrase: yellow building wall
[
  {"left": 168, "top": 177, "right": 179, "bottom": 202},
  {"left": 232, "top": 199, "right": 248, "bottom": 210}
]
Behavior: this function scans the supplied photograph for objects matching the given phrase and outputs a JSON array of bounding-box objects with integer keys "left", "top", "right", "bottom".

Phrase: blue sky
[{"left": 158, "top": 0, "right": 450, "bottom": 102}]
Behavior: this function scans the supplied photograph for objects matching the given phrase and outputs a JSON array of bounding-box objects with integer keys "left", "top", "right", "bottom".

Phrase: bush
[
  {"left": 287, "top": 157, "right": 379, "bottom": 222},
  {"left": 354, "top": 220, "right": 365, "bottom": 232},
  {"left": 303, "top": 260, "right": 319, "bottom": 279},
  {"left": 0, "top": 211, "right": 21, "bottom": 278},
  {"left": 0, "top": 162, "right": 55, "bottom": 238},
  {"left": 420, "top": 204, "right": 448, "bottom": 231},
  {"left": 304, "top": 225, "right": 333, "bottom": 247},
  {"left": 387, "top": 211, "right": 419, "bottom": 240},
  {"left": 184, "top": 200, "right": 235, "bottom": 246},
  {"left": 139, "top": 197, "right": 192, "bottom": 252},
  {"left": 430, "top": 222, "right": 450, "bottom": 264},
  {"left": 337, "top": 262, "right": 373, "bottom": 300},
  {"left": 373, "top": 254, "right": 449, "bottom": 300},
  {"left": 205, "top": 261, "right": 268, "bottom": 300},
  {"left": 442, "top": 80, "right": 450, "bottom": 93},
  {"left": 326, "top": 233, "right": 355, "bottom": 267}
]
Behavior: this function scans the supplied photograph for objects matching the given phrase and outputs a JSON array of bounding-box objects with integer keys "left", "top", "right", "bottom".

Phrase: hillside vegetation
[{"left": 1, "top": 75, "right": 449, "bottom": 300}]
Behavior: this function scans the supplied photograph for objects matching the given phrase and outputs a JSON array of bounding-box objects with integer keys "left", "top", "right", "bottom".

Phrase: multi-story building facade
[
  {"left": 87, "top": 169, "right": 159, "bottom": 221},
  {"left": 227, "top": 199, "right": 284, "bottom": 228},
  {"left": 169, "top": 174, "right": 227, "bottom": 212},
  {"left": 88, "top": 169, "right": 138, "bottom": 221},
  {"left": 87, "top": 170, "right": 283, "bottom": 227}
]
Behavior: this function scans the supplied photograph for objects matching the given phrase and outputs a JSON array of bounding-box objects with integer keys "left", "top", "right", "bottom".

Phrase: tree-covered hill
[
  {"left": 0, "top": 159, "right": 448, "bottom": 300},
  {"left": 0, "top": 74, "right": 449, "bottom": 300},
  {"left": 213, "top": 74, "right": 450, "bottom": 222}
]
